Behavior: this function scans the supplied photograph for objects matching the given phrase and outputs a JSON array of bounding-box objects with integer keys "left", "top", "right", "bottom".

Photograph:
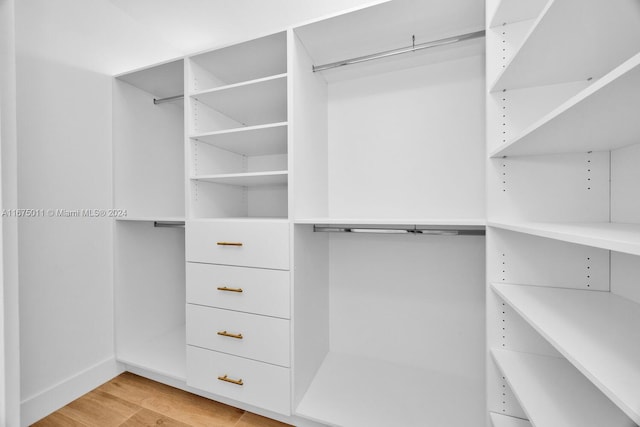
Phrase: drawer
[
  {"left": 187, "top": 304, "right": 290, "bottom": 367},
  {"left": 187, "top": 263, "right": 290, "bottom": 319},
  {"left": 186, "top": 220, "right": 289, "bottom": 270},
  {"left": 187, "top": 345, "right": 290, "bottom": 416}
]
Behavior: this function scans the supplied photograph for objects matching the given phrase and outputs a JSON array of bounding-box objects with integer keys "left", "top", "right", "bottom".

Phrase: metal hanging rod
[
  {"left": 312, "top": 30, "right": 485, "bottom": 73},
  {"left": 153, "top": 94, "right": 184, "bottom": 105},
  {"left": 313, "top": 225, "right": 485, "bottom": 236},
  {"left": 154, "top": 221, "right": 185, "bottom": 228}
]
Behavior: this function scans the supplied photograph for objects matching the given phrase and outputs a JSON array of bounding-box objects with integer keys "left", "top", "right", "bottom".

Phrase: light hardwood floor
[{"left": 32, "top": 372, "right": 293, "bottom": 427}]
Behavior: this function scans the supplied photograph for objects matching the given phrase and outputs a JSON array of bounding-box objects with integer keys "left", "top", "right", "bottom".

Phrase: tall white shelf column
[{"left": 486, "top": 0, "right": 640, "bottom": 425}]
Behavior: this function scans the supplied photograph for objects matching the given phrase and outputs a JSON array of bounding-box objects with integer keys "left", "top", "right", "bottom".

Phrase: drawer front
[
  {"left": 187, "top": 263, "right": 290, "bottom": 319},
  {"left": 187, "top": 345, "right": 290, "bottom": 416},
  {"left": 187, "top": 304, "right": 290, "bottom": 367},
  {"left": 186, "top": 220, "right": 289, "bottom": 270}
]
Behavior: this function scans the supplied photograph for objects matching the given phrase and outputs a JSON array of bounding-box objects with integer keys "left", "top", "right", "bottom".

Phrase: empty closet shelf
[
  {"left": 488, "top": 221, "right": 640, "bottom": 256},
  {"left": 295, "top": 352, "right": 484, "bottom": 427},
  {"left": 490, "top": 52, "right": 640, "bottom": 158},
  {"left": 490, "top": 0, "right": 640, "bottom": 91},
  {"left": 191, "top": 171, "right": 288, "bottom": 186},
  {"left": 489, "top": 413, "right": 532, "bottom": 427},
  {"left": 491, "top": 349, "right": 635, "bottom": 427},
  {"left": 492, "top": 283, "right": 640, "bottom": 424},
  {"left": 190, "top": 122, "right": 288, "bottom": 156}
]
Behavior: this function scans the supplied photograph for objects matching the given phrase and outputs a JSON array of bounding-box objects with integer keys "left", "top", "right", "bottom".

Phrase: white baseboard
[{"left": 20, "top": 357, "right": 124, "bottom": 426}]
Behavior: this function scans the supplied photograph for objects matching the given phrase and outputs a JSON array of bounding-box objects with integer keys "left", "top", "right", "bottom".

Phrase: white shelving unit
[
  {"left": 187, "top": 32, "right": 289, "bottom": 220},
  {"left": 492, "top": 349, "right": 635, "bottom": 427},
  {"left": 113, "top": 60, "right": 187, "bottom": 381},
  {"left": 487, "top": 0, "right": 640, "bottom": 426},
  {"left": 492, "top": 283, "right": 640, "bottom": 423}
]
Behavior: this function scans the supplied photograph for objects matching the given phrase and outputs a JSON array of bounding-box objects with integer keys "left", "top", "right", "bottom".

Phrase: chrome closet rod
[
  {"left": 313, "top": 225, "right": 485, "bottom": 236},
  {"left": 153, "top": 94, "right": 184, "bottom": 105},
  {"left": 153, "top": 221, "right": 185, "bottom": 228},
  {"left": 312, "top": 30, "right": 486, "bottom": 72}
]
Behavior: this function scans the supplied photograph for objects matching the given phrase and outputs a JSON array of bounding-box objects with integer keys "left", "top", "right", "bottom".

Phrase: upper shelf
[
  {"left": 191, "top": 74, "right": 287, "bottom": 127},
  {"left": 491, "top": 349, "right": 635, "bottom": 427},
  {"left": 116, "top": 59, "right": 184, "bottom": 99},
  {"left": 190, "top": 122, "right": 287, "bottom": 157},
  {"left": 488, "top": 0, "right": 548, "bottom": 28},
  {"left": 489, "top": 413, "right": 531, "bottom": 427},
  {"left": 490, "top": 0, "right": 640, "bottom": 91},
  {"left": 191, "top": 171, "right": 288, "bottom": 187},
  {"left": 189, "top": 31, "right": 286, "bottom": 92},
  {"left": 490, "top": 52, "right": 640, "bottom": 157},
  {"left": 492, "top": 283, "right": 640, "bottom": 424},
  {"left": 488, "top": 220, "right": 640, "bottom": 256}
]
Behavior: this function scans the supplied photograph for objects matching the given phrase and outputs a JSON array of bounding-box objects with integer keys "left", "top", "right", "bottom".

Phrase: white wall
[
  {"left": 0, "top": 0, "right": 20, "bottom": 425},
  {"left": 14, "top": 0, "right": 379, "bottom": 424}
]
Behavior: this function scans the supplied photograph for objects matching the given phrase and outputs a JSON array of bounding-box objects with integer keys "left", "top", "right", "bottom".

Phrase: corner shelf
[
  {"left": 490, "top": 0, "right": 640, "bottom": 91},
  {"left": 490, "top": 52, "right": 640, "bottom": 157},
  {"left": 491, "top": 349, "right": 634, "bottom": 427},
  {"left": 488, "top": 220, "right": 640, "bottom": 256},
  {"left": 190, "top": 122, "right": 288, "bottom": 156},
  {"left": 492, "top": 283, "right": 640, "bottom": 424},
  {"left": 191, "top": 171, "right": 288, "bottom": 187},
  {"left": 191, "top": 74, "right": 287, "bottom": 127},
  {"left": 489, "top": 413, "right": 531, "bottom": 427},
  {"left": 296, "top": 352, "right": 483, "bottom": 427}
]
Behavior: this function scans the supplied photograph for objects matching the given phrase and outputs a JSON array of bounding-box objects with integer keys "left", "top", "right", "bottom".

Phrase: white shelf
[
  {"left": 294, "top": 218, "right": 485, "bottom": 227},
  {"left": 488, "top": 0, "right": 548, "bottom": 28},
  {"left": 191, "top": 74, "right": 287, "bottom": 126},
  {"left": 491, "top": 0, "right": 640, "bottom": 91},
  {"left": 492, "top": 283, "right": 640, "bottom": 424},
  {"left": 117, "top": 326, "right": 186, "bottom": 381},
  {"left": 491, "top": 349, "right": 635, "bottom": 427},
  {"left": 191, "top": 171, "right": 288, "bottom": 187},
  {"left": 489, "top": 413, "right": 531, "bottom": 427},
  {"left": 296, "top": 352, "right": 484, "bottom": 427},
  {"left": 491, "top": 52, "right": 640, "bottom": 157},
  {"left": 189, "top": 32, "right": 286, "bottom": 90},
  {"left": 190, "top": 122, "right": 288, "bottom": 156},
  {"left": 115, "top": 59, "right": 184, "bottom": 99},
  {"left": 115, "top": 216, "right": 185, "bottom": 223},
  {"left": 488, "top": 220, "right": 640, "bottom": 256}
]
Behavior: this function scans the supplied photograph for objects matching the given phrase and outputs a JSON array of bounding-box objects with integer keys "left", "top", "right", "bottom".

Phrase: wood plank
[
  {"left": 31, "top": 411, "right": 88, "bottom": 427},
  {"left": 234, "top": 412, "right": 292, "bottom": 427},
  {"left": 56, "top": 390, "right": 139, "bottom": 427},
  {"left": 98, "top": 372, "right": 244, "bottom": 426},
  {"left": 121, "top": 408, "right": 191, "bottom": 427}
]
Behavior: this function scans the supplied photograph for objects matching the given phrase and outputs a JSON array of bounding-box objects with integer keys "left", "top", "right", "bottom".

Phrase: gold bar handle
[
  {"left": 218, "top": 375, "right": 243, "bottom": 386},
  {"left": 217, "top": 286, "right": 243, "bottom": 293},
  {"left": 217, "top": 242, "right": 243, "bottom": 246},
  {"left": 217, "top": 330, "right": 243, "bottom": 339}
]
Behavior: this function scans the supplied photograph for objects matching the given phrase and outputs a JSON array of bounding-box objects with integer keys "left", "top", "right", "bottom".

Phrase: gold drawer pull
[
  {"left": 217, "top": 286, "right": 243, "bottom": 293},
  {"left": 217, "top": 330, "right": 243, "bottom": 339},
  {"left": 218, "top": 375, "right": 243, "bottom": 386},
  {"left": 217, "top": 242, "right": 243, "bottom": 247}
]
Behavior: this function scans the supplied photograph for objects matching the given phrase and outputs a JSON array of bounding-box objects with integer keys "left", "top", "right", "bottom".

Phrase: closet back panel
[
  {"left": 328, "top": 232, "right": 485, "bottom": 376},
  {"left": 326, "top": 54, "right": 485, "bottom": 219},
  {"left": 113, "top": 80, "right": 185, "bottom": 218},
  {"left": 611, "top": 143, "right": 640, "bottom": 223}
]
